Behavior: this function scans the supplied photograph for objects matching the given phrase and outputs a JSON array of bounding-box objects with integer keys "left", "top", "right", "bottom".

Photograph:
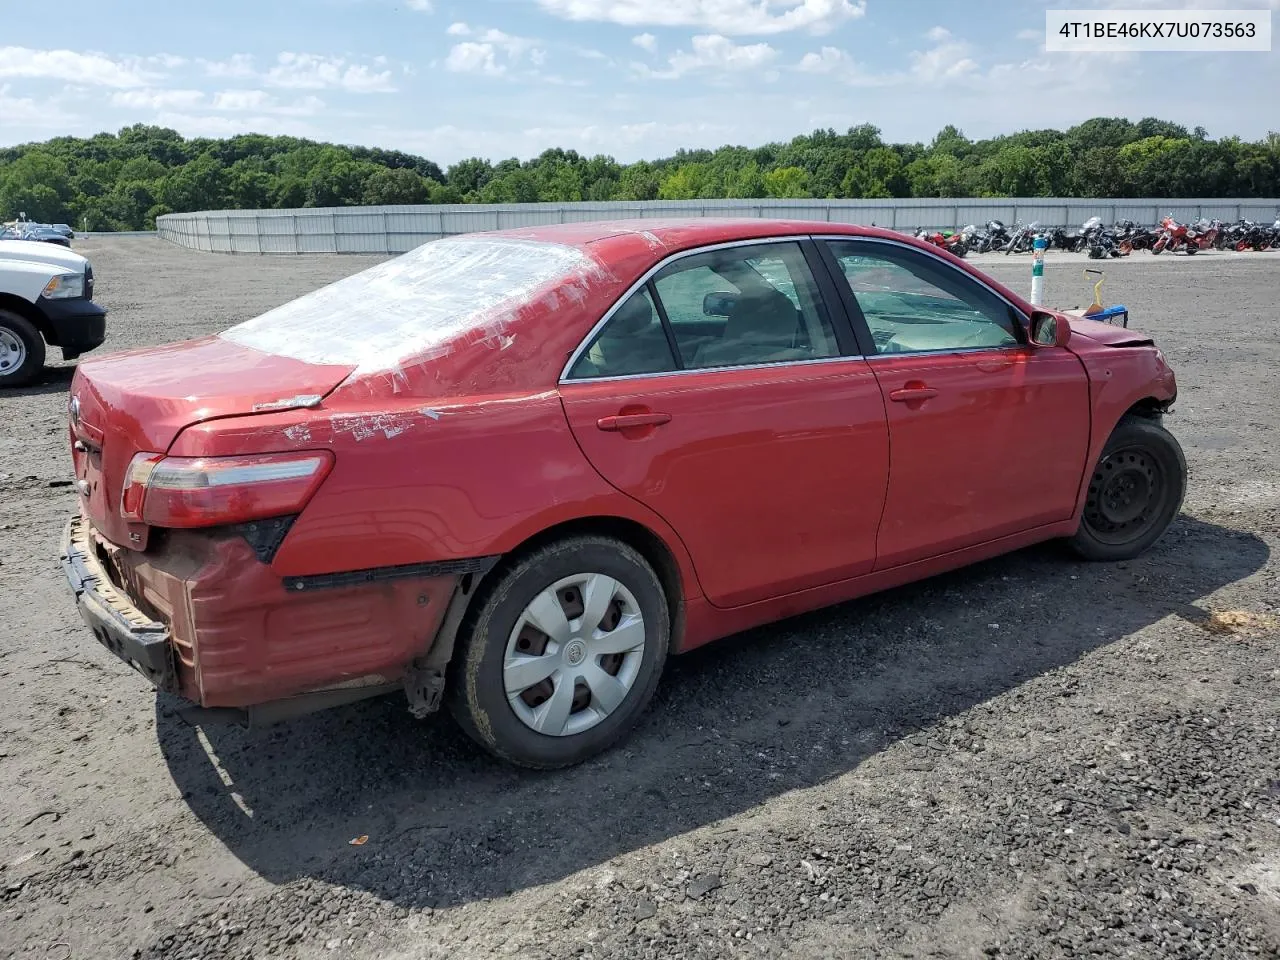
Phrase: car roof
[{"left": 482, "top": 217, "right": 895, "bottom": 252}]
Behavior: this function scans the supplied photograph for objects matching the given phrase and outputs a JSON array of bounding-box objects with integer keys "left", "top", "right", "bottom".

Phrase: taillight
[{"left": 120, "top": 451, "right": 334, "bottom": 528}]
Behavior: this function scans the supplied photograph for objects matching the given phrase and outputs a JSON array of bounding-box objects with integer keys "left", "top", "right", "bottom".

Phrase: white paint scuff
[
  {"left": 328, "top": 413, "right": 416, "bottom": 442},
  {"left": 252, "top": 394, "right": 322, "bottom": 412},
  {"left": 220, "top": 236, "right": 596, "bottom": 376}
]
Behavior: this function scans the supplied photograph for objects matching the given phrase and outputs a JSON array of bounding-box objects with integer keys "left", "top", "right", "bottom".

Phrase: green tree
[
  {"left": 362, "top": 167, "right": 430, "bottom": 205},
  {"left": 763, "top": 166, "right": 811, "bottom": 198}
]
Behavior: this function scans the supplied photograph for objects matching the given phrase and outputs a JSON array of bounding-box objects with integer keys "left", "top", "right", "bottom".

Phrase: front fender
[{"left": 1071, "top": 344, "right": 1178, "bottom": 522}]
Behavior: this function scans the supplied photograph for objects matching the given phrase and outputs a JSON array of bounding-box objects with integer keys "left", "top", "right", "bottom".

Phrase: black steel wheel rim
[{"left": 1083, "top": 447, "right": 1168, "bottom": 545}]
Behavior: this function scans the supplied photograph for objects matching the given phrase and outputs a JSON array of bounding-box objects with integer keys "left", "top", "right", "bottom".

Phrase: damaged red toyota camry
[{"left": 61, "top": 219, "right": 1185, "bottom": 768}]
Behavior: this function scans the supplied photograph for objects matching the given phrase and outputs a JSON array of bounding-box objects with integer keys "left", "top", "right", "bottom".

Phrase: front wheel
[
  {"left": 448, "top": 536, "right": 670, "bottom": 768},
  {"left": 0, "top": 310, "right": 46, "bottom": 388},
  {"left": 1067, "top": 416, "right": 1186, "bottom": 562}
]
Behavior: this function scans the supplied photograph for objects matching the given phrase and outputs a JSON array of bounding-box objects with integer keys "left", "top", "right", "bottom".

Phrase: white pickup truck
[{"left": 0, "top": 240, "right": 107, "bottom": 387}]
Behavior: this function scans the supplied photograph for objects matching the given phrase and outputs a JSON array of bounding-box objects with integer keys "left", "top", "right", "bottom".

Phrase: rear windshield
[{"left": 221, "top": 236, "right": 592, "bottom": 374}]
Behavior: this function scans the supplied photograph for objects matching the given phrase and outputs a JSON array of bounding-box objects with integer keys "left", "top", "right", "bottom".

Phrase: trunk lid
[{"left": 70, "top": 336, "right": 354, "bottom": 548}]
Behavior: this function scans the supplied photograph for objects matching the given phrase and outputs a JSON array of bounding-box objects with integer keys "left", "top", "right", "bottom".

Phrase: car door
[
  {"left": 818, "top": 237, "right": 1091, "bottom": 571},
  {"left": 558, "top": 239, "right": 889, "bottom": 609}
]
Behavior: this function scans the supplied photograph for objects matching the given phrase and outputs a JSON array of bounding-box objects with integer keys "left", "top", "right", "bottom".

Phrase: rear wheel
[
  {"left": 1067, "top": 416, "right": 1186, "bottom": 562},
  {"left": 0, "top": 310, "right": 45, "bottom": 388},
  {"left": 448, "top": 536, "right": 670, "bottom": 768}
]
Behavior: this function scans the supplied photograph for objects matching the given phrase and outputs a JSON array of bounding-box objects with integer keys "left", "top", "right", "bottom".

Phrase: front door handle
[
  {"left": 888, "top": 383, "right": 939, "bottom": 403},
  {"left": 597, "top": 412, "right": 672, "bottom": 431}
]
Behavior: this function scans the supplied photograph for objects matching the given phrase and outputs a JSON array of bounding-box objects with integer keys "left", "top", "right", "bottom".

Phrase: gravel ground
[{"left": 1, "top": 237, "right": 1278, "bottom": 960}]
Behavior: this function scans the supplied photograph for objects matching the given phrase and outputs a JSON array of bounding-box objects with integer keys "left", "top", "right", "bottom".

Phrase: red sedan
[{"left": 60, "top": 219, "right": 1185, "bottom": 768}]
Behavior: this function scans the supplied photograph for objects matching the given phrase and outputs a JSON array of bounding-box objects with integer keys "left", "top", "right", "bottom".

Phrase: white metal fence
[{"left": 156, "top": 198, "right": 1280, "bottom": 255}]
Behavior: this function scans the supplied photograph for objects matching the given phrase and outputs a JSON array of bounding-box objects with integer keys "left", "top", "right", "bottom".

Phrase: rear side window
[
  {"left": 564, "top": 240, "right": 842, "bottom": 380},
  {"left": 566, "top": 288, "right": 677, "bottom": 379},
  {"left": 653, "top": 242, "right": 838, "bottom": 369}
]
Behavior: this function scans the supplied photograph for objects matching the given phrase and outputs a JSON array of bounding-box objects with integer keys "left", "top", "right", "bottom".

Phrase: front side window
[
  {"left": 652, "top": 242, "right": 838, "bottom": 370},
  {"left": 826, "top": 241, "right": 1020, "bottom": 355}
]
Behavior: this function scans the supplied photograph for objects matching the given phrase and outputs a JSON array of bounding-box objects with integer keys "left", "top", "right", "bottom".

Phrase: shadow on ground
[
  {"left": 156, "top": 514, "right": 1267, "bottom": 910},
  {"left": 7, "top": 364, "right": 76, "bottom": 397}
]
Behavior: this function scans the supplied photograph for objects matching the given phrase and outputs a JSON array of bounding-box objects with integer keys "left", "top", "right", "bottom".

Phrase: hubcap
[
  {"left": 503, "top": 573, "right": 646, "bottom": 737},
  {"left": 0, "top": 329, "right": 25, "bottom": 375},
  {"left": 1083, "top": 448, "right": 1165, "bottom": 545}
]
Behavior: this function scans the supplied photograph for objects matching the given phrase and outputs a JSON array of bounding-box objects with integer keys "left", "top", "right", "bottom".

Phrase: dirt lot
[{"left": 2, "top": 237, "right": 1279, "bottom": 960}]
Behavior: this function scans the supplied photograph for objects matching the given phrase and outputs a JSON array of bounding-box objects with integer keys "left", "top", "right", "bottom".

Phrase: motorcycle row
[{"left": 915, "top": 212, "right": 1280, "bottom": 260}]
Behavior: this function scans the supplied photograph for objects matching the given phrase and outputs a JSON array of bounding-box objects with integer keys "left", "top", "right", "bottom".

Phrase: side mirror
[
  {"left": 1029, "top": 311, "right": 1072, "bottom": 348},
  {"left": 703, "top": 291, "right": 738, "bottom": 317}
]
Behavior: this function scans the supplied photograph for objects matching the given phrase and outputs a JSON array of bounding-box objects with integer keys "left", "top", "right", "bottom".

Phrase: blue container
[{"left": 1085, "top": 304, "right": 1129, "bottom": 328}]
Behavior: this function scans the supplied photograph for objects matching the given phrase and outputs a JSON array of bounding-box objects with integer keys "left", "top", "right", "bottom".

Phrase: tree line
[{"left": 2, "top": 118, "right": 1278, "bottom": 231}]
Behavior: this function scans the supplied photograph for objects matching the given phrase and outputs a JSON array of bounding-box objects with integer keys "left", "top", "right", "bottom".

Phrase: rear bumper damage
[{"left": 59, "top": 514, "right": 495, "bottom": 724}]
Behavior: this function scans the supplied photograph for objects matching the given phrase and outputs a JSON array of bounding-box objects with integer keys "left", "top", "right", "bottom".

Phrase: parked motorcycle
[
  {"left": 1084, "top": 218, "right": 1125, "bottom": 259},
  {"left": 980, "top": 219, "right": 1010, "bottom": 253},
  {"left": 1002, "top": 220, "right": 1045, "bottom": 254},
  {"left": 1113, "top": 219, "right": 1156, "bottom": 252},
  {"left": 915, "top": 226, "right": 970, "bottom": 258}
]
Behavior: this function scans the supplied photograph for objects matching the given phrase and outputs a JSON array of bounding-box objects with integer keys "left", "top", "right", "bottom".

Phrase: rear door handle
[
  {"left": 597, "top": 412, "right": 672, "bottom": 431},
  {"left": 888, "top": 385, "right": 939, "bottom": 403}
]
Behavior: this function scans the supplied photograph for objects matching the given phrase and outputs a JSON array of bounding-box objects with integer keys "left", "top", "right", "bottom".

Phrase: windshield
[{"left": 221, "top": 236, "right": 594, "bottom": 375}]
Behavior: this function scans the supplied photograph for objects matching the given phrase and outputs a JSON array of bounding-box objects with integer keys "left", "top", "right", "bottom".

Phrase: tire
[
  {"left": 447, "top": 535, "right": 670, "bottom": 769},
  {"left": 1067, "top": 416, "right": 1186, "bottom": 562},
  {"left": 1151, "top": 240, "right": 1165, "bottom": 255},
  {"left": 949, "top": 241, "right": 969, "bottom": 258},
  {"left": 0, "top": 310, "right": 45, "bottom": 388}
]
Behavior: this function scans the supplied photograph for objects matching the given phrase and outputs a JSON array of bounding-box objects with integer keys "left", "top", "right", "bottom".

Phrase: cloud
[
  {"left": 795, "top": 46, "right": 888, "bottom": 85},
  {"left": 636, "top": 34, "right": 777, "bottom": 79},
  {"left": 536, "top": 0, "right": 866, "bottom": 36},
  {"left": 199, "top": 53, "right": 396, "bottom": 92},
  {"left": 446, "top": 22, "right": 471, "bottom": 35},
  {"left": 211, "top": 90, "right": 326, "bottom": 115},
  {"left": 110, "top": 88, "right": 205, "bottom": 110},
  {"left": 798, "top": 28, "right": 976, "bottom": 87},
  {"left": 0, "top": 84, "right": 77, "bottom": 128},
  {"left": 632, "top": 33, "right": 657, "bottom": 52},
  {"left": 199, "top": 54, "right": 257, "bottom": 79},
  {"left": 265, "top": 53, "right": 397, "bottom": 92},
  {"left": 443, "top": 28, "right": 542, "bottom": 76},
  {"left": 154, "top": 111, "right": 320, "bottom": 139},
  {"left": 0, "top": 46, "right": 158, "bottom": 88},
  {"left": 406, "top": 0, "right": 433, "bottom": 9},
  {"left": 146, "top": 54, "right": 188, "bottom": 69},
  {"left": 909, "top": 29, "right": 977, "bottom": 83},
  {"left": 445, "top": 43, "right": 505, "bottom": 76}
]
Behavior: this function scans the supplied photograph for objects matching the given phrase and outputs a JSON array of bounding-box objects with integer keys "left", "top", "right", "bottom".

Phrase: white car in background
[{"left": 0, "top": 239, "right": 106, "bottom": 387}]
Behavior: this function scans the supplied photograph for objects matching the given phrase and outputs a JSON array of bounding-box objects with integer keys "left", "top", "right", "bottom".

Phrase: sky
[{"left": 1, "top": 0, "right": 1277, "bottom": 165}]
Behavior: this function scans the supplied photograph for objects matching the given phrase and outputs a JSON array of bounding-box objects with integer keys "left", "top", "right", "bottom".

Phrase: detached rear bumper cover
[
  {"left": 60, "top": 516, "right": 177, "bottom": 692},
  {"left": 58, "top": 514, "right": 477, "bottom": 710}
]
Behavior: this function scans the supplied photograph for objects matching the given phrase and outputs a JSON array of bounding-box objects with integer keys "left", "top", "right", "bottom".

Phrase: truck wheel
[
  {"left": 0, "top": 310, "right": 45, "bottom": 388},
  {"left": 1067, "top": 416, "right": 1186, "bottom": 562},
  {"left": 448, "top": 535, "right": 670, "bottom": 769}
]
